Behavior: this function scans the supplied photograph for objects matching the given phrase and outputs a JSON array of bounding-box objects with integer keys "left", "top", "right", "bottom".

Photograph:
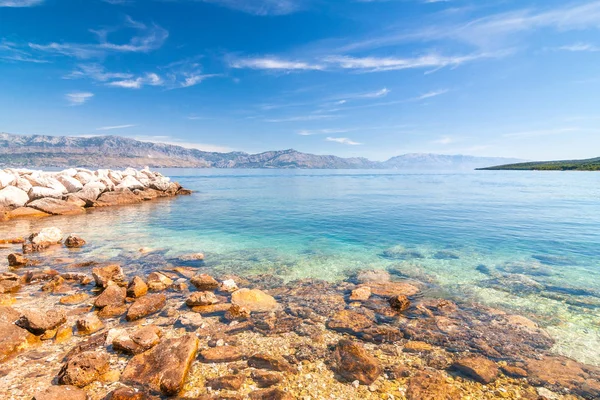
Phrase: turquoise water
[{"left": 2, "top": 169, "right": 600, "bottom": 364}]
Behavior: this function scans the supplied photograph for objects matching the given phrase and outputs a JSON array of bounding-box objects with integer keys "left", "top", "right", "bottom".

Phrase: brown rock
[
  {"left": 362, "top": 281, "right": 420, "bottom": 297},
  {"left": 389, "top": 295, "right": 411, "bottom": 312},
  {"left": 94, "top": 283, "right": 126, "bottom": 308},
  {"left": 109, "top": 387, "right": 159, "bottom": 400},
  {"left": 191, "top": 303, "right": 231, "bottom": 315},
  {"left": 501, "top": 365, "right": 528, "bottom": 378},
  {"left": 332, "top": 339, "right": 381, "bottom": 385},
  {"left": 0, "top": 279, "right": 21, "bottom": 294},
  {"left": 206, "top": 374, "right": 245, "bottom": 390},
  {"left": 94, "top": 189, "right": 142, "bottom": 207},
  {"left": 16, "top": 309, "right": 66, "bottom": 335},
  {"left": 186, "top": 291, "right": 219, "bottom": 307},
  {"left": 251, "top": 370, "right": 283, "bottom": 388},
  {"left": 127, "top": 276, "right": 148, "bottom": 298},
  {"left": 326, "top": 310, "right": 373, "bottom": 335},
  {"left": 452, "top": 356, "right": 499, "bottom": 384},
  {"left": 0, "top": 306, "right": 40, "bottom": 362},
  {"left": 98, "top": 304, "right": 128, "bottom": 318},
  {"left": 349, "top": 286, "right": 371, "bottom": 301},
  {"left": 60, "top": 293, "right": 91, "bottom": 305},
  {"left": 403, "top": 341, "right": 433, "bottom": 353},
  {"left": 8, "top": 253, "right": 28, "bottom": 267},
  {"left": 190, "top": 273, "right": 219, "bottom": 291},
  {"left": 58, "top": 350, "right": 110, "bottom": 387},
  {"left": 32, "top": 385, "right": 87, "bottom": 400},
  {"left": 6, "top": 206, "right": 50, "bottom": 219},
  {"left": 146, "top": 272, "right": 173, "bottom": 291},
  {"left": 55, "top": 325, "right": 73, "bottom": 343},
  {"left": 113, "top": 326, "right": 161, "bottom": 355},
  {"left": 28, "top": 198, "right": 85, "bottom": 215},
  {"left": 200, "top": 346, "right": 245, "bottom": 363},
  {"left": 231, "top": 288, "right": 278, "bottom": 312},
  {"left": 76, "top": 314, "right": 104, "bottom": 335},
  {"left": 225, "top": 304, "right": 251, "bottom": 321},
  {"left": 92, "top": 264, "right": 126, "bottom": 288},
  {"left": 525, "top": 355, "right": 588, "bottom": 393},
  {"left": 41, "top": 275, "right": 66, "bottom": 293},
  {"left": 122, "top": 333, "right": 199, "bottom": 396},
  {"left": 406, "top": 370, "right": 460, "bottom": 400},
  {"left": 249, "top": 388, "right": 294, "bottom": 400},
  {"left": 126, "top": 293, "right": 166, "bottom": 321},
  {"left": 248, "top": 354, "right": 296, "bottom": 373},
  {"left": 65, "top": 235, "right": 86, "bottom": 248}
]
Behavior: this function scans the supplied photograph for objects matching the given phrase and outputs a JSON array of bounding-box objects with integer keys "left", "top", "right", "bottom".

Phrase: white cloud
[
  {"left": 200, "top": 0, "right": 302, "bottom": 16},
  {"left": 65, "top": 91, "right": 94, "bottom": 106},
  {"left": 326, "top": 137, "right": 362, "bottom": 145},
  {"left": 265, "top": 114, "right": 339, "bottom": 122},
  {"left": 65, "top": 64, "right": 134, "bottom": 81},
  {"left": 230, "top": 56, "right": 324, "bottom": 71},
  {"left": 432, "top": 136, "right": 454, "bottom": 145},
  {"left": 414, "top": 89, "right": 449, "bottom": 100},
  {"left": 556, "top": 42, "right": 600, "bottom": 52},
  {"left": 96, "top": 124, "right": 137, "bottom": 131},
  {"left": 297, "top": 128, "right": 350, "bottom": 136},
  {"left": 0, "top": 0, "right": 42, "bottom": 6}
]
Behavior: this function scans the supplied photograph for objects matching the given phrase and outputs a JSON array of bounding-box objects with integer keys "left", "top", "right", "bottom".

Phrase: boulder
[
  {"left": 0, "top": 306, "right": 40, "bottom": 362},
  {"left": 0, "top": 170, "right": 15, "bottom": 189},
  {"left": 332, "top": 339, "right": 382, "bottom": 385},
  {"left": 147, "top": 272, "right": 173, "bottom": 291},
  {"left": 28, "top": 186, "right": 64, "bottom": 201},
  {"left": 16, "top": 309, "right": 66, "bottom": 335},
  {"left": 149, "top": 177, "right": 171, "bottom": 192},
  {"left": 116, "top": 175, "right": 144, "bottom": 191},
  {"left": 0, "top": 185, "right": 29, "bottom": 208},
  {"left": 76, "top": 314, "right": 105, "bottom": 335},
  {"left": 92, "top": 264, "right": 126, "bottom": 288},
  {"left": 94, "top": 189, "right": 142, "bottom": 207},
  {"left": 28, "top": 198, "right": 85, "bottom": 215},
  {"left": 32, "top": 385, "right": 87, "bottom": 400},
  {"left": 94, "top": 284, "right": 126, "bottom": 308},
  {"left": 126, "top": 293, "right": 166, "bottom": 321},
  {"left": 452, "top": 356, "right": 499, "bottom": 384},
  {"left": 7, "top": 206, "right": 51, "bottom": 219},
  {"left": 65, "top": 234, "right": 86, "bottom": 248},
  {"left": 74, "top": 171, "right": 94, "bottom": 185},
  {"left": 390, "top": 295, "right": 411, "bottom": 312},
  {"left": 73, "top": 185, "right": 103, "bottom": 205},
  {"left": 56, "top": 175, "right": 84, "bottom": 193},
  {"left": 14, "top": 177, "right": 32, "bottom": 193},
  {"left": 190, "top": 274, "right": 219, "bottom": 291},
  {"left": 57, "top": 351, "right": 110, "bottom": 387},
  {"left": 127, "top": 276, "right": 148, "bottom": 298},
  {"left": 231, "top": 288, "right": 278, "bottom": 312},
  {"left": 8, "top": 253, "right": 28, "bottom": 267},
  {"left": 248, "top": 354, "right": 296, "bottom": 373},
  {"left": 186, "top": 291, "right": 219, "bottom": 307},
  {"left": 122, "top": 333, "right": 199, "bottom": 396},
  {"left": 349, "top": 286, "right": 371, "bottom": 301},
  {"left": 113, "top": 325, "right": 161, "bottom": 354},
  {"left": 30, "top": 227, "right": 63, "bottom": 245}
]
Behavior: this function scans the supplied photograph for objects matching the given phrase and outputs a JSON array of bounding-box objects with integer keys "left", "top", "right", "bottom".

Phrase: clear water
[{"left": 2, "top": 169, "right": 600, "bottom": 364}]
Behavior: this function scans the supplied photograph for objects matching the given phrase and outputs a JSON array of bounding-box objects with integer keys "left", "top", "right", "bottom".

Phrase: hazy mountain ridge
[{"left": 0, "top": 133, "right": 521, "bottom": 169}]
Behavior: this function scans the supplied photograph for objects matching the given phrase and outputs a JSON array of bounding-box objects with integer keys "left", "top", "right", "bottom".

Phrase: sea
[{"left": 2, "top": 169, "right": 599, "bottom": 365}]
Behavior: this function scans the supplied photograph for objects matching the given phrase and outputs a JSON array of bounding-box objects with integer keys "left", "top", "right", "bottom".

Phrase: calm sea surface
[{"left": 2, "top": 169, "right": 600, "bottom": 364}]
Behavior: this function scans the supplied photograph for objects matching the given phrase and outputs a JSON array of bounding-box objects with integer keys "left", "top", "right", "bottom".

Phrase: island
[{"left": 478, "top": 157, "right": 600, "bottom": 171}]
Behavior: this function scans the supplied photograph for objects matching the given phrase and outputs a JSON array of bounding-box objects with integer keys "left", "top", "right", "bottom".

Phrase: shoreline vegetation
[
  {"left": 0, "top": 167, "right": 192, "bottom": 222},
  {"left": 478, "top": 157, "right": 600, "bottom": 171}
]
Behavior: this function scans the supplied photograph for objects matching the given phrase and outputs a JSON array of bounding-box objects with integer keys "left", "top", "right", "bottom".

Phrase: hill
[{"left": 478, "top": 157, "right": 600, "bottom": 171}]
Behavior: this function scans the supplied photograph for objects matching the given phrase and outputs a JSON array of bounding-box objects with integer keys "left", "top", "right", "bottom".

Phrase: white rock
[
  {"left": 116, "top": 175, "right": 144, "bottom": 191},
  {"left": 56, "top": 175, "right": 84, "bottom": 193},
  {"left": 74, "top": 171, "right": 94, "bottom": 185},
  {"left": 123, "top": 167, "right": 138, "bottom": 177},
  {"left": 0, "top": 170, "right": 15, "bottom": 189},
  {"left": 84, "top": 181, "right": 107, "bottom": 192},
  {"left": 99, "top": 177, "right": 115, "bottom": 192},
  {"left": 150, "top": 177, "right": 171, "bottom": 192},
  {"left": 62, "top": 168, "right": 78, "bottom": 177},
  {"left": 220, "top": 279, "right": 238, "bottom": 293},
  {"left": 29, "top": 186, "right": 64, "bottom": 201},
  {"left": 14, "top": 177, "right": 32, "bottom": 193},
  {"left": 108, "top": 170, "right": 123, "bottom": 185},
  {"left": 73, "top": 186, "right": 102, "bottom": 204},
  {"left": 0, "top": 186, "right": 29, "bottom": 208},
  {"left": 31, "top": 227, "right": 63, "bottom": 245}
]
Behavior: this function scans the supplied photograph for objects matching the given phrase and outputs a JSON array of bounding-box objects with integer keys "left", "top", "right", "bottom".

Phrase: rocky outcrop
[{"left": 0, "top": 167, "right": 190, "bottom": 220}]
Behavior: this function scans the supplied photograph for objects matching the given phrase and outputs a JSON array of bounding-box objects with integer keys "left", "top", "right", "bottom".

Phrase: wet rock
[
  {"left": 60, "top": 292, "right": 91, "bottom": 305},
  {"left": 225, "top": 304, "right": 251, "bottom": 321},
  {"left": 452, "top": 355, "right": 499, "bottom": 384},
  {"left": 186, "top": 291, "right": 219, "bottom": 307},
  {"left": 191, "top": 303, "right": 231, "bottom": 315},
  {"left": 200, "top": 346, "right": 246, "bottom": 363},
  {"left": 41, "top": 275, "right": 66, "bottom": 293},
  {"left": 7, "top": 206, "right": 51, "bottom": 219},
  {"left": 65, "top": 234, "right": 86, "bottom": 248},
  {"left": 58, "top": 350, "right": 110, "bottom": 387},
  {"left": 32, "top": 385, "right": 87, "bottom": 400},
  {"left": 92, "top": 264, "right": 126, "bottom": 288},
  {"left": 16, "top": 309, "right": 66, "bottom": 335},
  {"left": 248, "top": 354, "right": 296, "bottom": 373},
  {"left": 95, "top": 189, "right": 142, "bottom": 207},
  {"left": 178, "top": 311, "right": 204, "bottom": 329},
  {"left": 251, "top": 370, "right": 283, "bottom": 388},
  {"left": 126, "top": 293, "right": 166, "bottom": 321},
  {"left": 0, "top": 306, "right": 40, "bottom": 362},
  {"left": 28, "top": 198, "right": 85, "bottom": 215},
  {"left": 231, "top": 288, "right": 279, "bottom": 312},
  {"left": 220, "top": 279, "right": 239, "bottom": 293},
  {"left": 94, "top": 283, "right": 126, "bottom": 308},
  {"left": 525, "top": 355, "right": 594, "bottom": 397},
  {"left": 349, "top": 286, "right": 371, "bottom": 301},
  {"left": 113, "top": 325, "right": 161, "bottom": 354},
  {"left": 501, "top": 365, "right": 528, "bottom": 378},
  {"left": 249, "top": 388, "right": 293, "bottom": 400},
  {"left": 252, "top": 311, "right": 302, "bottom": 335},
  {"left": 356, "top": 269, "right": 391, "bottom": 283},
  {"left": 127, "top": 276, "right": 148, "bottom": 298},
  {"left": 386, "top": 364, "right": 412, "bottom": 379},
  {"left": 98, "top": 304, "right": 129, "bottom": 318},
  {"left": 8, "top": 253, "right": 28, "bottom": 267},
  {"left": 361, "top": 281, "right": 420, "bottom": 297},
  {"left": 146, "top": 272, "right": 173, "bottom": 291},
  {"left": 277, "top": 279, "right": 346, "bottom": 318},
  {"left": 406, "top": 370, "right": 459, "bottom": 400},
  {"left": 31, "top": 227, "right": 63, "bottom": 245},
  {"left": 190, "top": 273, "right": 219, "bottom": 291},
  {"left": 76, "top": 314, "right": 104, "bottom": 335},
  {"left": 433, "top": 250, "right": 460, "bottom": 260},
  {"left": 0, "top": 185, "right": 28, "bottom": 208},
  {"left": 206, "top": 374, "right": 245, "bottom": 390},
  {"left": 0, "top": 279, "right": 21, "bottom": 294},
  {"left": 403, "top": 341, "right": 433, "bottom": 353},
  {"left": 326, "top": 310, "right": 373, "bottom": 335},
  {"left": 122, "top": 333, "right": 199, "bottom": 396},
  {"left": 55, "top": 325, "right": 73, "bottom": 344},
  {"left": 108, "top": 387, "right": 158, "bottom": 400},
  {"left": 332, "top": 339, "right": 382, "bottom": 385},
  {"left": 389, "top": 294, "right": 411, "bottom": 312}
]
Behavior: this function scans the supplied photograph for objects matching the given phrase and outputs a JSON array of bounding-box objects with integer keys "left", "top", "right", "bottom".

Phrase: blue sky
[{"left": 1, "top": 0, "right": 600, "bottom": 160}]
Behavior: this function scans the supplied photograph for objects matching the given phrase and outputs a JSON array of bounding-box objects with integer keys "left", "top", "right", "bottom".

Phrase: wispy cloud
[
  {"left": 297, "top": 128, "right": 350, "bottom": 136},
  {"left": 107, "top": 73, "right": 163, "bottom": 89},
  {"left": 199, "top": 0, "right": 302, "bottom": 16},
  {"left": 0, "top": 40, "right": 48, "bottom": 63},
  {"left": 414, "top": 89, "right": 449, "bottom": 100},
  {"left": 0, "top": 0, "right": 43, "bottom": 7},
  {"left": 556, "top": 42, "right": 600, "bottom": 52},
  {"left": 96, "top": 124, "right": 137, "bottom": 131},
  {"left": 503, "top": 127, "right": 580, "bottom": 138},
  {"left": 265, "top": 114, "right": 339, "bottom": 122},
  {"left": 230, "top": 56, "right": 324, "bottom": 71},
  {"left": 326, "top": 137, "right": 362, "bottom": 145},
  {"left": 432, "top": 136, "right": 454, "bottom": 145},
  {"left": 65, "top": 91, "right": 94, "bottom": 106}
]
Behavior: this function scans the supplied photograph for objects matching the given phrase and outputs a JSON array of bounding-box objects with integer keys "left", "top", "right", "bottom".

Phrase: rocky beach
[{"left": 1, "top": 201, "right": 600, "bottom": 399}]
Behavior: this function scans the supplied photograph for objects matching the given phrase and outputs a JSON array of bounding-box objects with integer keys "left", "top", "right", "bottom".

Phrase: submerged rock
[
  {"left": 92, "top": 264, "right": 126, "bottom": 288},
  {"left": 206, "top": 374, "right": 245, "bottom": 390},
  {"left": 122, "top": 333, "right": 199, "bottom": 396},
  {"left": 251, "top": 370, "right": 283, "bottom": 388},
  {"left": 64, "top": 234, "right": 86, "bottom": 248},
  {"left": 406, "top": 370, "right": 459, "bottom": 400},
  {"left": 200, "top": 346, "right": 246, "bottom": 363},
  {"left": 332, "top": 339, "right": 382, "bottom": 385},
  {"left": 146, "top": 272, "right": 173, "bottom": 291},
  {"left": 349, "top": 286, "right": 371, "bottom": 301},
  {"left": 8, "top": 253, "right": 29, "bottom": 267},
  {"left": 231, "top": 288, "right": 279, "bottom": 312},
  {"left": 327, "top": 310, "right": 373, "bottom": 336},
  {"left": 452, "top": 355, "right": 499, "bottom": 384},
  {"left": 389, "top": 294, "right": 411, "bottom": 312},
  {"left": 113, "top": 325, "right": 162, "bottom": 354},
  {"left": 16, "top": 309, "right": 66, "bottom": 335},
  {"left": 186, "top": 291, "right": 219, "bottom": 307},
  {"left": 0, "top": 306, "right": 40, "bottom": 362},
  {"left": 248, "top": 354, "right": 296, "bottom": 373},
  {"left": 58, "top": 351, "right": 109, "bottom": 387}
]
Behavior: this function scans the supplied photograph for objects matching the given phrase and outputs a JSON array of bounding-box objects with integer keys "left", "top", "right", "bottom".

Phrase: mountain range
[{"left": 0, "top": 133, "right": 523, "bottom": 170}]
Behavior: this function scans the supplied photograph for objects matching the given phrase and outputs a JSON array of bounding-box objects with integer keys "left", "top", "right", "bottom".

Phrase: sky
[{"left": 1, "top": 0, "right": 600, "bottom": 161}]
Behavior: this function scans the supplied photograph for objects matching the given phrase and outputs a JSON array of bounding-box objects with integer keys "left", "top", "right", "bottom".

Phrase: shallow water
[{"left": 2, "top": 169, "right": 600, "bottom": 364}]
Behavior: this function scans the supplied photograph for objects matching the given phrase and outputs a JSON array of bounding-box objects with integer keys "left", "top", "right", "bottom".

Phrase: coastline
[{"left": 1, "top": 226, "right": 599, "bottom": 399}]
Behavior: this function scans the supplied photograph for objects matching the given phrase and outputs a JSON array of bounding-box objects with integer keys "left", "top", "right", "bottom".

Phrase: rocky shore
[
  {"left": 0, "top": 228, "right": 599, "bottom": 400},
  {"left": 0, "top": 168, "right": 191, "bottom": 221}
]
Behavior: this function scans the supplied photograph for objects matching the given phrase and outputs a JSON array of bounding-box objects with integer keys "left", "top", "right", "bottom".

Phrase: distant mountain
[
  {"left": 478, "top": 157, "right": 600, "bottom": 171},
  {"left": 0, "top": 133, "right": 521, "bottom": 170}
]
